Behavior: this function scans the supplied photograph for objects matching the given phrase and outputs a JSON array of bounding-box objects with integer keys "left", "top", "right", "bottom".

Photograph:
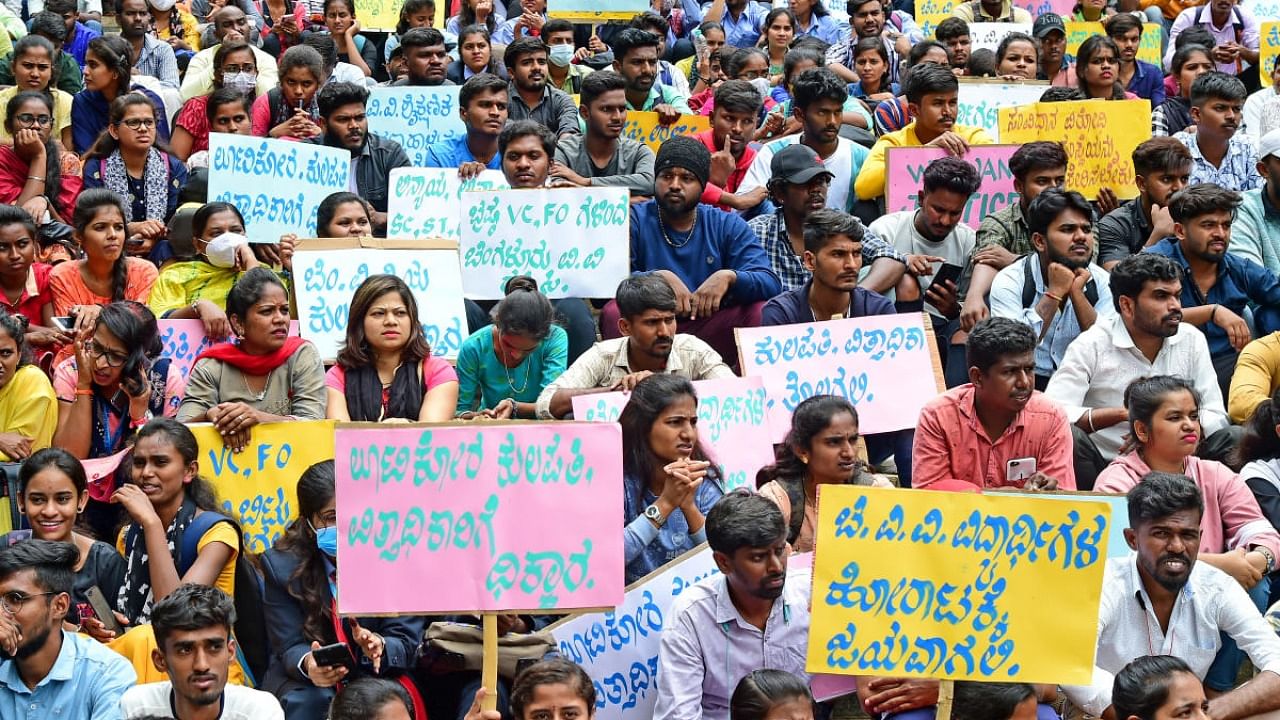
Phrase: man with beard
[
  {"left": 117, "top": 0, "right": 178, "bottom": 89},
  {"left": 310, "top": 82, "right": 410, "bottom": 234},
  {"left": 535, "top": 272, "right": 734, "bottom": 419},
  {"left": 121, "top": 585, "right": 281, "bottom": 719},
  {"left": 389, "top": 28, "right": 452, "bottom": 87},
  {"left": 552, "top": 71, "right": 654, "bottom": 196},
  {"left": 1046, "top": 253, "right": 1233, "bottom": 490},
  {"left": 1064, "top": 473, "right": 1280, "bottom": 720},
  {"left": 1033, "top": 14, "right": 1075, "bottom": 87},
  {"left": 654, "top": 490, "right": 811, "bottom": 720},
  {"left": 1107, "top": 14, "right": 1165, "bottom": 104},
  {"left": 0, "top": 540, "right": 135, "bottom": 719},
  {"left": 1098, "top": 138, "right": 1193, "bottom": 270},
  {"left": 611, "top": 28, "right": 691, "bottom": 119},
  {"left": 1173, "top": 72, "right": 1260, "bottom": 193},
  {"left": 1145, "top": 184, "right": 1280, "bottom": 393},
  {"left": 181, "top": 5, "right": 278, "bottom": 100},
  {"left": 604, "top": 136, "right": 780, "bottom": 366},
  {"left": 693, "top": 80, "right": 767, "bottom": 211},
  {"left": 914, "top": 317, "right": 1071, "bottom": 493},
  {"left": 824, "top": 0, "right": 920, "bottom": 86},
  {"left": 991, "top": 189, "right": 1116, "bottom": 390},
  {"left": 504, "top": 37, "right": 580, "bottom": 138},
  {"left": 1230, "top": 128, "right": 1280, "bottom": 274}
]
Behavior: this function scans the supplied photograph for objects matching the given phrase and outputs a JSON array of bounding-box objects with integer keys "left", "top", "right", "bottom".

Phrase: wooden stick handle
[
  {"left": 936, "top": 679, "right": 955, "bottom": 720},
  {"left": 481, "top": 614, "right": 498, "bottom": 712}
]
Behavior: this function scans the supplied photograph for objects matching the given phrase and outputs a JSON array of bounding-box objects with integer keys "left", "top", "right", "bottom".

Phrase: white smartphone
[{"left": 1007, "top": 458, "right": 1037, "bottom": 484}]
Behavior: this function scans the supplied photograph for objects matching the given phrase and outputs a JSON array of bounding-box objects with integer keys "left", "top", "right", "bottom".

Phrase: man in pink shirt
[
  {"left": 913, "top": 316, "right": 1075, "bottom": 490},
  {"left": 693, "top": 80, "right": 768, "bottom": 212}
]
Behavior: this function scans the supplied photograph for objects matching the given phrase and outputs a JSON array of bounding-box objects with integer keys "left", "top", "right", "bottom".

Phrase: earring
[{"left": 800, "top": 456, "right": 809, "bottom": 465}]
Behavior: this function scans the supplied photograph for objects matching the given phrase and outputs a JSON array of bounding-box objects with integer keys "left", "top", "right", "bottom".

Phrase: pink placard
[
  {"left": 571, "top": 376, "right": 774, "bottom": 491},
  {"left": 159, "top": 319, "right": 300, "bottom": 379},
  {"left": 886, "top": 145, "right": 1020, "bottom": 228},
  {"left": 735, "top": 314, "right": 941, "bottom": 442},
  {"left": 335, "top": 423, "right": 626, "bottom": 614},
  {"left": 1013, "top": 0, "right": 1073, "bottom": 16}
]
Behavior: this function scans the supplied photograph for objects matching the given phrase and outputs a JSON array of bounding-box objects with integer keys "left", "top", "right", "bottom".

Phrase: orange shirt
[{"left": 49, "top": 257, "right": 159, "bottom": 315}]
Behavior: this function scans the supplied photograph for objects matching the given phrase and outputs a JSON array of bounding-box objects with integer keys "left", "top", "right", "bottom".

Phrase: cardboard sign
[
  {"left": 735, "top": 314, "right": 944, "bottom": 441},
  {"left": 998, "top": 99, "right": 1151, "bottom": 199},
  {"left": 957, "top": 80, "right": 1048, "bottom": 139},
  {"left": 292, "top": 238, "right": 467, "bottom": 359},
  {"left": 572, "top": 376, "right": 773, "bottom": 491},
  {"left": 1262, "top": 21, "right": 1280, "bottom": 80},
  {"left": 1063, "top": 21, "right": 1162, "bottom": 66},
  {"left": 387, "top": 167, "right": 509, "bottom": 241},
  {"left": 1012, "top": 0, "right": 1073, "bottom": 16},
  {"left": 885, "top": 145, "right": 1020, "bottom": 227},
  {"left": 549, "top": 546, "right": 721, "bottom": 720},
  {"left": 335, "top": 422, "right": 626, "bottom": 614},
  {"left": 916, "top": 0, "right": 958, "bottom": 38},
  {"left": 190, "top": 420, "right": 337, "bottom": 555},
  {"left": 207, "top": 135, "right": 349, "bottom": 242},
  {"left": 806, "top": 486, "right": 1108, "bottom": 684},
  {"left": 968, "top": 22, "right": 1032, "bottom": 51},
  {"left": 159, "top": 319, "right": 300, "bottom": 380},
  {"left": 1247, "top": 0, "right": 1280, "bottom": 21},
  {"left": 622, "top": 111, "right": 710, "bottom": 153},
  {"left": 366, "top": 86, "right": 465, "bottom": 167},
  {"left": 459, "top": 186, "right": 630, "bottom": 299},
  {"left": 354, "top": 0, "right": 398, "bottom": 31},
  {"left": 549, "top": 0, "right": 649, "bottom": 22}
]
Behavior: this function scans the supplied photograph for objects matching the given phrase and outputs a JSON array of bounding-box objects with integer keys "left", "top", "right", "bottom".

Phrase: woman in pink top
[
  {"left": 1095, "top": 376, "right": 1280, "bottom": 589},
  {"left": 325, "top": 273, "right": 458, "bottom": 423},
  {"left": 1077, "top": 35, "right": 1141, "bottom": 101}
]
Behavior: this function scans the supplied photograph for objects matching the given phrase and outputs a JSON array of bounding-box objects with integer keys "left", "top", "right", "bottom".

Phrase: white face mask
[
  {"left": 149, "top": 0, "right": 176, "bottom": 10},
  {"left": 548, "top": 43, "right": 574, "bottom": 67},
  {"left": 223, "top": 71, "right": 257, "bottom": 94},
  {"left": 204, "top": 231, "right": 249, "bottom": 268}
]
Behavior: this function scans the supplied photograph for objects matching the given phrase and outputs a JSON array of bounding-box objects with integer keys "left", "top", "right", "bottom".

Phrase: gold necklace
[{"left": 498, "top": 331, "right": 531, "bottom": 394}]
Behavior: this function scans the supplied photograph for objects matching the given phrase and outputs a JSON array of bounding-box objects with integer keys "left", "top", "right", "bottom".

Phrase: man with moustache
[
  {"left": 389, "top": 28, "right": 452, "bottom": 87},
  {"left": 654, "top": 490, "right": 811, "bottom": 720},
  {"left": 121, "top": 585, "right": 282, "bottom": 719},
  {"left": 0, "top": 540, "right": 136, "bottom": 719},
  {"left": 991, "top": 189, "right": 1116, "bottom": 390},
  {"left": 1098, "top": 138, "right": 1193, "bottom": 270},
  {"left": 1064, "top": 473, "right": 1280, "bottom": 720},
  {"left": 425, "top": 73, "right": 508, "bottom": 176},
  {"left": 310, "top": 82, "right": 410, "bottom": 234},
  {"left": 504, "top": 37, "right": 580, "bottom": 138},
  {"left": 1145, "top": 184, "right": 1280, "bottom": 393},
  {"left": 1046, "top": 253, "right": 1234, "bottom": 490},
  {"left": 551, "top": 71, "right": 655, "bottom": 197}
]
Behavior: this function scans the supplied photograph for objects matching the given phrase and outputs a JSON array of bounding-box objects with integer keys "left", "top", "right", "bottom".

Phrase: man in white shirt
[
  {"left": 121, "top": 584, "right": 283, "bottom": 720},
  {"left": 1044, "top": 252, "right": 1236, "bottom": 490},
  {"left": 1064, "top": 473, "right": 1280, "bottom": 719},
  {"left": 180, "top": 6, "right": 279, "bottom": 101},
  {"left": 990, "top": 188, "right": 1115, "bottom": 390},
  {"left": 654, "top": 489, "right": 811, "bottom": 720}
]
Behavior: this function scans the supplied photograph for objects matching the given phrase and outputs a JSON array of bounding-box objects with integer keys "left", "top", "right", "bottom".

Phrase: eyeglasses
[
  {"left": 86, "top": 340, "right": 129, "bottom": 368},
  {"left": 14, "top": 113, "right": 52, "bottom": 127},
  {"left": 221, "top": 63, "right": 256, "bottom": 74},
  {"left": 117, "top": 117, "right": 156, "bottom": 130},
  {"left": 0, "top": 590, "right": 55, "bottom": 615}
]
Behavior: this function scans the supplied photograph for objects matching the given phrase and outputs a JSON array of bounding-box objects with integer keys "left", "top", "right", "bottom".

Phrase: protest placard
[
  {"left": 989, "top": 489, "right": 1131, "bottom": 559},
  {"left": 885, "top": 145, "right": 1019, "bottom": 227},
  {"left": 190, "top": 420, "right": 336, "bottom": 554},
  {"left": 1013, "top": 0, "right": 1072, "bottom": 16},
  {"left": 335, "top": 422, "right": 626, "bottom": 614},
  {"left": 387, "top": 167, "right": 509, "bottom": 241},
  {"left": 806, "top": 486, "right": 1109, "bottom": 683},
  {"left": 735, "top": 313, "right": 944, "bottom": 441},
  {"left": 1249, "top": 0, "right": 1280, "bottom": 20},
  {"left": 354, "top": 0, "right": 397, "bottom": 30},
  {"left": 460, "top": 186, "right": 630, "bottom": 299},
  {"left": 1263, "top": 22, "right": 1280, "bottom": 82},
  {"left": 1063, "top": 21, "right": 1162, "bottom": 66},
  {"left": 549, "top": 0, "right": 649, "bottom": 21},
  {"left": 914, "top": 0, "right": 957, "bottom": 37},
  {"left": 999, "top": 98, "right": 1150, "bottom": 199},
  {"left": 622, "top": 111, "right": 710, "bottom": 153},
  {"left": 968, "top": 23, "right": 1032, "bottom": 51},
  {"left": 207, "top": 135, "right": 349, "bottom": 242},
  {"left": 548, "top": 545, "right": 720, "bottom": 720},
  {"left": 367, "top": 87, "right": 465, "bottom": 167},
  {"left": 572, "top": 376, "right": 772, "bottom": 491},
  {"left": 159, "top": 319, "right": 300, "bottom": 380},
  {"left": 957, "top": 80, "right": 1047, "bottom": 139},
  {"left": 292, "top": 238, "right": 467, "bottom": 359}
]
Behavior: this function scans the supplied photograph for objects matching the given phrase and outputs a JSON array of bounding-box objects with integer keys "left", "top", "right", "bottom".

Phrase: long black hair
[
  {"left": 1234, "top": 385, "right": 1280, "bottom": 466},
  {"left": 4, "top": 91, "right": 62, "bottom": 213},
  {"left": 1113, "top": 655, "right": 1197, "bottom": 720},
  {"left": 338, "top": 274, "right": 432, "bottom": 422},
  {"left": 756, "top": 395, "right": 865, "bottom": 487},
  {"left": 96, "top": 300, "right": 162, "bottom": 388},
  {"left": 131, "top": 418, "right": 222, "bottom": 513},
  {"left": 273, "top": 460, "right": 337, "bottom": 645},
  {"left": 72, "top": 189, "right": 130, "bottom": 303},
  {"left": 618, "top": 374, "right": 718, "bottom": 513}
]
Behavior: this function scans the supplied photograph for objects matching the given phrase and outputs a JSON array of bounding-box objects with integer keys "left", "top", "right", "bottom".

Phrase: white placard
[{"left": 387, "top": 167, "right": 509, "bottom": 240}]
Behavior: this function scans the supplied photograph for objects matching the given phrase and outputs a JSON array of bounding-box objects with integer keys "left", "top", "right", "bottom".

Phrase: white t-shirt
[
  {"left": 868, "top": 209, "right": 975, "bottom": 319},
  {"left": 739, "top": 135, "right": 868, "bottom": 214},
  {"left": 121, "top": 681, "right": 285, "bottom": 720}
]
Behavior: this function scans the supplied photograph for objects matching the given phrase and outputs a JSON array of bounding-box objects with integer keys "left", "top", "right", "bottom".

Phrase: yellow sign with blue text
[
  {"left": 806, "top": 486, "right": 1108, "bottom": 684},
  {"left": 622, "top": 110, "right": 710, "bottom": 153}
]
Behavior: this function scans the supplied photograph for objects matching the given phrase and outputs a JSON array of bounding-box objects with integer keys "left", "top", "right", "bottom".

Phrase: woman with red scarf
[{"left": 177, "top": 267, "right": 325, "bottom": 452}]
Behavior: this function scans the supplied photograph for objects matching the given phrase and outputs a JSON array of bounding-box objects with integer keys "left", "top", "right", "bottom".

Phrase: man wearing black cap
[
  {"left": 1034, "top": 13, "right": 1077, "bottom": 87},
  {"left": 600, "top": 136, "right": 781, "bottom": 366},
  {"left": 749, "top": 143, "right": 908, "bottom": 295}
]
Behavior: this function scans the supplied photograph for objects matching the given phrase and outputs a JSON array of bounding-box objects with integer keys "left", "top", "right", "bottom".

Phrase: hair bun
[{"left": 504, "top": 275, "right": 538, "bottom": 294}]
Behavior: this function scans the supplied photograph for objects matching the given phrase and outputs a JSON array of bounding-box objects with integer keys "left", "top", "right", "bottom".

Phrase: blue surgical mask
[
  {"left": 314, "top": 524, "right": 338, "bottom": 558},
  {"left": 548, "top": 43, "right": 574, "bottom": 68}
]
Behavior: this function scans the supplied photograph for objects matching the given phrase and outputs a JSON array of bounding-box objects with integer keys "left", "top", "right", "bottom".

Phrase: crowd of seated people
[{"left": 0, "top": 0, "right": 1277, "bottom": 718}]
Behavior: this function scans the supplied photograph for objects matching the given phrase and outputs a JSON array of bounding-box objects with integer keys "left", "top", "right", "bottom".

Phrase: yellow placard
[
  {"left": 622, "top": 110, "right": 710, "bottom": 153},
  {"left": 356, "top": 0, "right": 400, "bottom": 32},
  {"left": 1262, "top": 22, "right": 1280, "bottom": 81},
  {"left": 916, "top": 0, "right": 958, "bottom": 40},
  {"left": 549, "top": 0, "right": 650, "bottom": 22},
  {"left": 998, "top": 98, "right": 1150, "bottom": 200},
  {"left": 807, "top": 486, "right": 1109, "bottom": 684},
  {"left": 1063, "top": 21, "right": 1162, "bottom": 67},
  {"left": 190, "top": 420, "right": 336, "bottom": 555}
]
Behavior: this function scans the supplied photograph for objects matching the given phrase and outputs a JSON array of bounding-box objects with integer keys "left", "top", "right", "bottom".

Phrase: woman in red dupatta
[{"left": 176, "top": 267, "right": 326, "bottom": 452}]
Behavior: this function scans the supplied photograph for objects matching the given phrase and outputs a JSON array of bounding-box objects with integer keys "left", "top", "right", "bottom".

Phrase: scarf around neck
[
  {"left": 102, "top": 147, "right": 169, "bottom": 224},
  {"left": 118, "top": 496, "right": 197, "bottom": 624},
  {"left": 194, "top": 336, "right": 306, "bottom": 376}
]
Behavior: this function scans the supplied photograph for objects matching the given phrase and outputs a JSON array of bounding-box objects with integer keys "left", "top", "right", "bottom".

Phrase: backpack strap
[
  {"left": 1019, "top": 254, "right": 1100, "bottom": 308},
  {"left": 179, "top": 511, "right": 234, "bottom": 577}
]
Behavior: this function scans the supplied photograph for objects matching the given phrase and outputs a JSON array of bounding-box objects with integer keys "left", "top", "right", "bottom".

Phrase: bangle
[
  {"left": 1044, "top": 291, "right": 1064, "bottom": 304},
  {"left": 74, "top": 387, "right": 92, "bottom": 397},
  {"left": 26, "top": 175, "right": 44, "bottom": 182},
  {"left": 1211, "top": 304, "right": 1219, "bottom": 323},
  {"left": 129, "top": 410, "right": 153, "bottom": 429},
  {"left": 1086, "top": 408, "right": 1097, "bottom": 434}
]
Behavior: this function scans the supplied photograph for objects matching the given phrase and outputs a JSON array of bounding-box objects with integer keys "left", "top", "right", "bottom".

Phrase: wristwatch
[{"left": 644, "top": 504, "right": 665, "bottom": 528}]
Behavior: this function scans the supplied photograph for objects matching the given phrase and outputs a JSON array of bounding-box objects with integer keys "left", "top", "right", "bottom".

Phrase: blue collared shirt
[
  {"left": 0, "top": 630, "right": 137, "bottom": 720},
  {"left": 622, "top": 472, "right": 724, "bottom": 583},
  {"left": 1144, "top": 236, "right": 1280, "bottom": 357},
  {"left": 423, "top": 134, "right": 501, "bottom": 170},
  {"left": 989, "top": 255, "right": 1116, "bottom": 377},
  {"left": 1127, "top": 60, "right": 1166, "bottom": 107},
  {"left": 794, "top": 12, "right": 844, "bottom": 45},
  {"left": 1173, "top": 128, "right": 1263, "bottom": 193},
  {"left": 720, "top": 1, "right": 770, "bottom": 48}
]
